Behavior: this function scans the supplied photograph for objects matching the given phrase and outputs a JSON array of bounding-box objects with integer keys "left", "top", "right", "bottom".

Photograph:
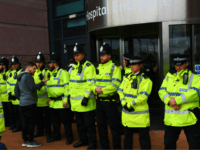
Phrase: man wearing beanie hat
[
  {"left": 92, "top": 43, "right": 122, "bottom": 150},
  {"left": 118, "top": 56, "right": 152, "bottom": 150},
  {"left": 0, "top": 57, "right": 12, "bottom": 127},
  {"left": 159, "top": 54, "right": 200, "bottom": 149},
  {"left": 6, "top": 56, "right": 23, "bottom": 132},
  {"left": 46, "top": 52, "right": 73, "bottom": 144},
  {"left": 33, "top": 52, "right": 52, "bottom": 141}
]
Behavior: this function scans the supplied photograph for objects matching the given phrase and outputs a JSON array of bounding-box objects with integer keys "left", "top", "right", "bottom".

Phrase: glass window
[
  {"left": 194, "top": 25, "right": 200, "bottom": 73},
  {"left": 54, "top": 20, "right": 62, "bottom": 39},
  {"left": 54, "top": 0, "right": 84, "bottom": 17},
  {"left": 169, "top": 25, "right": 192, "bottom": 69},
  {"left": 63, "top": 16, "right": 86, "bottom": 38},
  {"left": 98, "top": 39, "right": 120, "bottom": 66},
  {"left": 54, "top": 41, "right": 63, "bottom": 66}
]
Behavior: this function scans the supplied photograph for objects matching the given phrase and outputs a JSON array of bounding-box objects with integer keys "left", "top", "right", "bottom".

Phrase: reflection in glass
[
  {"left": 63, "top": 17, "right": 86, "bottom": 38},
  {"left": 54, "top": 21, "right": 62, "bottom": 39},
  {"left": 169, "top": 25, "right": 191, "bottom": 69},
  {"left": 98, "top": 39, "right": 120, "bottom": 65}
]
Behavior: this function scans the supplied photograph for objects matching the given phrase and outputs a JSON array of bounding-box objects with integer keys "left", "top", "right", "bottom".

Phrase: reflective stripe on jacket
[
  {"left": 92, "top": 60, "right": 121, "bottom": 101},
  {"left": 69, "top": 60, "right": 96, "bottom": 112},
  {"left": 158, "top": 69, "right": 200, "bottom": 127},
  {"left": 0, "top": 70, "right": 10, "bottom": 102},
  {"left": 46, "top": 68, "right": 69, "bottom": 109},
  {"left": 7, "top": 69, "right": 23, "bottom": 105},
  {"left": 118, "top": 73, "right": 152, "bottom": 127},
  {"left": 34, "top": 68, "right": 49, "bottom": 107}
]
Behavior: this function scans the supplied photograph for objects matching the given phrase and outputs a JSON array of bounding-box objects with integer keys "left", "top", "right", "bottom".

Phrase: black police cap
[
  {"left": 128, "top": 56, "right": 144, "bottom": 65},
  {"left": 73, "top": 43, "right": 85, "bottom": 54},
  {"left": 173, "top": 54, "right": 189, "bottom": 66},
  {"left": 99, "top": 43, "right": 112, "bottom": 55},
  {"left": 123, "top": 54, "right": 131, "bottom": 60},
  {"left": 10, "top": 56, "right": 20, "bottom": 65},
  {"left": 0, "top": 57, "right": 9, "bottom": 66},
  {"left": 48, "top": 52, "right": 60, "bottom": 63},
  {"left": 35, "top": 52, "right": 45, "bottom": 63}
]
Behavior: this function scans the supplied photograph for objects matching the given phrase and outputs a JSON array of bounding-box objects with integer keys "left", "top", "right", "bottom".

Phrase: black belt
[{"left": 50, "top": 95, "right": 64, "bottom": 101}]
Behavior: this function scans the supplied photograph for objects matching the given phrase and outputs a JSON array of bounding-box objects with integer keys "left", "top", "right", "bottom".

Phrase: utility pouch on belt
[
  {"left": 189, "top": 107, "right": 200, "bottom": 120},
  {"left": 50, "top": 95, "right": 64, "bottom": 101}
]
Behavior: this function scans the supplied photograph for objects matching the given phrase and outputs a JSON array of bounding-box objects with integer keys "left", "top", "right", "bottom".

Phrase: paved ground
[{"left": 1, "top": 123, "right": 189, "bottom": 150}]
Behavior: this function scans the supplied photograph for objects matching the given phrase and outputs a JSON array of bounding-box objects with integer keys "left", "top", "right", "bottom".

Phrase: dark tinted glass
[
  {"left": 63, "top": 16, "right": 86, "bottom": 38},
  {"left": 54, "top": 20, "right": 62, "bottom": 39}
]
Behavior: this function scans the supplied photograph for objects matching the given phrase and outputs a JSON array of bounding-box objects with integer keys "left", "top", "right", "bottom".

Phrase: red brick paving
[{"left": 1, "top": 124, "right": 189, "bottom": 149}]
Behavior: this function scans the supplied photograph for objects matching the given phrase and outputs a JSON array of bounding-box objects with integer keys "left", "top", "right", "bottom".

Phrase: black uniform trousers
[
  {"left": 124, "top": 127, "right": 151, "bottom": 150},
  {"left": 13, "top": 105, "right": 21, "bottom": 130},
  {"left": 164, "top": 121, "right": 200, "bottom": 150},
  {"left": 19, "top": 104, "right": 37, "bottom": 142},
  {"left": 51, "top": 108, "right": 73, "bottom": 141},
  {"left": 76, "top": 111, "right": 97, "bottom": 146},
  {"left": 2, "top": 102, "right": 15, "bottom": 127},
  {"left": 97, "top": 100, "right": 121, "bottom": 149},
  {"left": 36, "top": 106, "right": 51, "bottom": 137}
]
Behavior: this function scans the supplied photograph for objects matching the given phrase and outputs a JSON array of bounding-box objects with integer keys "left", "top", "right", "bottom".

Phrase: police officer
[
  {"left": 118, "top": 56, "right": 152, "bottom": 150},
  {"left": 7, "top": 56, "right": 22, "bottom": 132},
  {"left": 121, "top": 54, "right": 132, "bottom": 78},
  {"left": 159, "top": 54, "right": 200, "bottom": 149},
  {"left": 46, "top": 52, "right": 73, "bottom": 144},
  {"left": 93, "top": 43, "right": 122, "bottom": 150},
  {"left": 69, "top": 43, "right": 97, "bottom": 149},
  {"left": 33, "top": 52, "right": 51, "bottom": 140},
  {"left": 0, "top": 57, "right": 12, "bottom": 127}
]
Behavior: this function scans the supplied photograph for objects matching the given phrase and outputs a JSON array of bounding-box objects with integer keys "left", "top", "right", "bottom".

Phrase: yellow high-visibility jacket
[
  {"left": 69, "top": 60, "right": 96, "bottom": 112},
  {"left": 118, "top": 72, "right": 152, "bottom": 127},
  {"left": 0, "top": 70, "right": 11, "bottom": 102},
  {"left": 159, "top": 69, "right": 200, "bottom": 127},
  {"left": 92, "top": 60, "right": 121, "bottom": 101},
  {"left": 46, "top": 68, "right": 69, "bottom": 109}
]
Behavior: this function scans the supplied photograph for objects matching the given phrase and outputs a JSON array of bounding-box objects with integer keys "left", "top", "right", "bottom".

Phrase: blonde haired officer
[
  {"left": 46, "top": 53, "right": 73, "bottom": 145},
  {"left": 0, "top": 57, "right": 12, "bottom": 127},
  {"left": 159, "top": 54, "right": 200, "bottom": 149},
  {"left": 93, "top": 43, "right": 122, "bottom": 150},
  {"left": 118, "top": 56, "right": 152, "bottom": 150},
  {"left": 33, "top": 52, "right": 51, "bottom": 141},
  {"left": 7, "top": 56, "right": 23, "bottom": 132},
  {"left": 69, "top": 43, "right": 97, "bottom": 149}
]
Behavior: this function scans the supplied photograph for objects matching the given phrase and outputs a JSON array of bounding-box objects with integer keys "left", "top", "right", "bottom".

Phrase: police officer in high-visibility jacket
[
  {"left": 118, "top": 56, "right": 152, "bottom": 150},
  {"left": 46, "top": 52, "right": 73, "bottom": 144},
  {"left": 92, "top": 43, "right": 122, "bottom": 150},
  {"left": 33, "top": 52, "right": 51, "bottom": 140},
  {"left": 158, "top": 54, "right": 200, "bottom": 150},
  {"left": 69, "top": 43, "right": 97, "bottom": 149},
  {"left": 7, "top": 56, "right": 22, "bottom": 132},
  {"left": 121, "top": 54, "right": 132, "bottom": 78},
  {"left": 0, "top": 57, "right": 12, "bottom": 127},
  {"left": 0, "top": 91, "right": 5, "bottom": 140}
]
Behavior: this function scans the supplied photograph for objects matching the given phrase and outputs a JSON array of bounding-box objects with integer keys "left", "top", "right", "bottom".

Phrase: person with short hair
[{"left": 15, "top": 62, "right": 48, "bottom": 147}]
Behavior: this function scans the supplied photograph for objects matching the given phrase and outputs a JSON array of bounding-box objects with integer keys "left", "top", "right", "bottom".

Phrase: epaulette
[
  {"left": 142, "top": 74, "right": 149, "bottom": 79},
  {"left": 125, "top": 72, "right": 132, "bottom": 78},
  {"left": 86, "top": 63, "right": 91, "bottom": 66}
]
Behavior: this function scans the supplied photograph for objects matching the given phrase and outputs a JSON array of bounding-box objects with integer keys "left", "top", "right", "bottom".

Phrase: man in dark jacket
[{"left": 14, "top": 62, "right": 48, "bottom": 147}]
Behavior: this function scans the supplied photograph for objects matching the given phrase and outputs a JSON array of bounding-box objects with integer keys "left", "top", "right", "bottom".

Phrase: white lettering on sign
[{"left": 86, "top": 0, "right": 172, "bottom": 21}]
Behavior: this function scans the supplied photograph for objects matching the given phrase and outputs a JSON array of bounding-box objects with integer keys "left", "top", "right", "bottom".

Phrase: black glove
[
  {"left": 189, "top": 107, "right": 200, "bottom": 120},
  {"left": 81, "top": 97, "right": 89, "bottom": 106},
  {"left": 123, "top": 103, "right": 135, "bottom": 112},
  {"left": 8, "top": 92, "right": 16, "bottom": 100}
]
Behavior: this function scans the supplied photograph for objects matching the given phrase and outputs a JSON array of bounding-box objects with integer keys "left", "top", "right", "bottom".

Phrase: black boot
[{"left": 73, "top": 141, "right": 89, "bottom": 148}]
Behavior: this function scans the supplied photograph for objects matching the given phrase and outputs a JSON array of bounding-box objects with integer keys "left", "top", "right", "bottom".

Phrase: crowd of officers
[{"left": 0, "top": 42, "right": 200, "bottom": 150}]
